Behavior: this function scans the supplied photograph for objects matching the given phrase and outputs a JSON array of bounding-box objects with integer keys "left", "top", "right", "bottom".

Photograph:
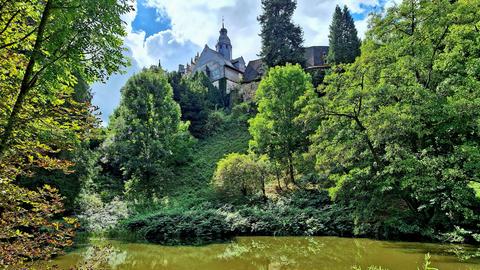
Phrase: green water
[{"left": 37, "top": 237, "right": 480, "bottom": 270}]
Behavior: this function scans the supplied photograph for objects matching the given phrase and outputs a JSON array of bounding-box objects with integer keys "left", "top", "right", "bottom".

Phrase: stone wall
[{"left": 238, "top": 81, "right": 260, "bottom": 102}]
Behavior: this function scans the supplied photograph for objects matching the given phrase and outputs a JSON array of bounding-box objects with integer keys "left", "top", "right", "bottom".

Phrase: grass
[
  {"left": 173, "top": 121, "right": 251, "bottom": 188},
  {"left": 130, "top": 120, "right": 251, "bottom": 215}
]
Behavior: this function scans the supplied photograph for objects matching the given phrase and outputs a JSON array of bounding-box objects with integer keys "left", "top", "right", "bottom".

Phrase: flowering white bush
[{"left": 76, "top": 193, "right": 130, "bottom": 233}]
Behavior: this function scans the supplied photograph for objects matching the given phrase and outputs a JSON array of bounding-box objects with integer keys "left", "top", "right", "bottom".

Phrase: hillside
[{"left": 156, "top": 120, "right": 251, "bottom": 210}]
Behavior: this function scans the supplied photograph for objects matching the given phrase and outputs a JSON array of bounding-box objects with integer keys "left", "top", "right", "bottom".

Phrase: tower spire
[{"left": 216, "top": 16, "right": 232, "bottom": 60}]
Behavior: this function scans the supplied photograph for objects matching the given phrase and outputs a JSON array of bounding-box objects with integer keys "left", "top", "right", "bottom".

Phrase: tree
[
  {"left": 0, "top": 183, "right": 77, "bottom": 266},
  {"left": 0, "top": 0, "right": 131, "bottom": 263},
  {"left": 258, "top": 0, "right": 305, "bottom": 67},
  {"left": 307, "top": 0, "right": 480, "bottom": 239},
  {"left": 16, "top": 74, "right": 101, "bottom": 212},
  {"left": 0, "top": 0, "right": 132, "bottom": 178},
  {"left": 168, "top": 72, "right": 225, "bottom": 138},
  {"left": 106, "top": 67, "right": 194, "bottom": 198},
  {"left": 213, "top": 153, "right": 269, "bottom": 198},
  {"left": 327, "top": 5, "right": 361, "bottom": 64},
  {"left": 249, "top": 64, "right": 316, "bottom": 186}
]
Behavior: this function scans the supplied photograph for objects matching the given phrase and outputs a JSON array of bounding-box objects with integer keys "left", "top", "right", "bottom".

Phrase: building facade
[
  {"left": 179, "top": 23, "right": 245, "bottom": 95},
  {"left": 178, "top": 23, "right": 330, "bottom": 103}
]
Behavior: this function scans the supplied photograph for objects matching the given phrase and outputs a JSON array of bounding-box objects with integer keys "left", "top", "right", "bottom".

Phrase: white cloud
[
  {"left": 141, "top": 0, "right": 381, "bottom": 64},
  {"left": 295, "top": 0, "right": 380, "bottom": 45}
]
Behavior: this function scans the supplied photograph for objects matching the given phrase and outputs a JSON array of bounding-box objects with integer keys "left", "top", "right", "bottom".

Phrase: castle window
[{"left": 206, "top": 66, "right": 211, "bottom": 78}]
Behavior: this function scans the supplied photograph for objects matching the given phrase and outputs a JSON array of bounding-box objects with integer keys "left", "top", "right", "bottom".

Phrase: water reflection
[{"left": 40, "top": 237, "right": 480, "bottom": 270}]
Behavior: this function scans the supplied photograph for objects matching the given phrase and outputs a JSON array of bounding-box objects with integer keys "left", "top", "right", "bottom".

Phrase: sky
[{"left": 92, "top": 0, "right": 396, "bottom": 124}]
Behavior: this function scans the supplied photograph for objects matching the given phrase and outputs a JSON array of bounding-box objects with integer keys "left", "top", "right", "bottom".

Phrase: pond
[{"left": 36, "top": 237, "right": 480, "bottom": 270}]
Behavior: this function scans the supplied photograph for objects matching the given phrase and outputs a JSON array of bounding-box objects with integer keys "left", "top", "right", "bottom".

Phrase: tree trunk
[
  {"left": 353, "top": 116, "right": 382, "bottom": 169},
  {"left": 287, "top": 152, "right": 296, "bottom": 186},
  {"left": 275, "top": 164, "right": 283, "bottom": 191},
  {"left": 0, "top": 0, "right": 53, "bottom": 158},
  {"left": 260, "top": 173, "right": 267, "bottom": 202}
]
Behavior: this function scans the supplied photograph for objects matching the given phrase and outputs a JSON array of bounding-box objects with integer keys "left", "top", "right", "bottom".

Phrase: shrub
[
  {"left": 76, "top": 193, "right": 130, "bottom": 233},
  {"left": 204, "top": 110, "right": 228, "bottom": 134},
  {"left": 284, "top": 188, "right": 331, "bottom": 209},
  {"left": 0, "top": 181, "right": 77, "bottom": 266},
  {"left": 213, "top": 153, "right": 269, "bottom": 198},
  {"left": 121, "top": 193, "right": 354, "bottom": 245},
  {"left": 125, "top": 209, "right": 232, "bottom": 245},
  {"left": 230, "top": 102, "right": 254, "bottom": 124}
]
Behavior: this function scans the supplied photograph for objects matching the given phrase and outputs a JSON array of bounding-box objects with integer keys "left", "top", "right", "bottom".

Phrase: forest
[{"left": 1, "top": 0, "right": 479, "bottom": 269}]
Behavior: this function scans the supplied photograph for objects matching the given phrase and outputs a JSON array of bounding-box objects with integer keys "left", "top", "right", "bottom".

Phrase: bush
[
  {"left": 76, "top": 193, "right": 130, "bottom": 233},
  {"left": 121, "top": 193, "right": 354, "bottom": 245},
  {"left": 204, "top": 110, "right": 228, "bottom": 135},
  {"left": 125, "top": 209, "right": 232, "bottom": 245},
  {"left": 213, "top": 153, "right": 269, "bottom": 198},
  {"left": 283, "top": 189, "right": 331, "bottom": 209},
  {"left": 230, "top": 102, "right": 254, "bottom": 124}
]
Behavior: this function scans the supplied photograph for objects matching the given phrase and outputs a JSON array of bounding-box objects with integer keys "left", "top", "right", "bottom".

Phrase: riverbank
[{"left": 93, "top": 117, "right": 479, "bottom": 246}]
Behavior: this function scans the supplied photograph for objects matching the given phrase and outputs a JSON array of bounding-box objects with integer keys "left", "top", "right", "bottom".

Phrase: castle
[{"left": 178, "top": 22, "right": 330, "bottom": 102}]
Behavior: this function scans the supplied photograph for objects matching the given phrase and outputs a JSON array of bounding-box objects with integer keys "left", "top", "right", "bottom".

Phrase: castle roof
[
  {"left": 243, "top": 46, "right": 330, "bottom": 83},
  {"left": 244, "top": 59, "right": 265, "bottom": 83},
  {"left": 192, "top": 45, "right": 244, "bottom": 74}
]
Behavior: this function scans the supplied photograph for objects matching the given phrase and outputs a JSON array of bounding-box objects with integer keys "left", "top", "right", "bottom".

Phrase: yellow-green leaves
[{"left": 249, "top": 64, "right": 316, "bottom": 186}]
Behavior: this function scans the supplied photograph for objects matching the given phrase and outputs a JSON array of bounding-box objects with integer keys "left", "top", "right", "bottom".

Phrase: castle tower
[{"left": 216, "top": 18, "right": 232, "bottom": 60}]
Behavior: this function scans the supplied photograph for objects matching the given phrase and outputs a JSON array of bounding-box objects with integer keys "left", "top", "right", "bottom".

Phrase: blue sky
[
  {"left": 92, "top": 0, "right": 394, "bottom": 124},
  {"left": 132, "top": 1, "right": 171, "bottom": 39}
]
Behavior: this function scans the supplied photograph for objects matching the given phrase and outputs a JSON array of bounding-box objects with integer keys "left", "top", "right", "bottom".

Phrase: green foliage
[
  {"left": 213, "top": 153, "right": 269, "bottom": 198},
  {"left": 0, "top": 0, "right": 130, "bottom": 264},
  {"left": 327, "top": 5, "right": 361, "bottom": 64},
  {"left": 307, "top": 68, "right": 327, "bottom": 88},
  {"left": 305, "top": 0, "right": 480, "bottom": 240},
  {"left": 204, "top": 110, "right": 228, "bottom": 135},
  {"left": 168, "top": 72, "right": 227, "bottom": 138},
  {"left": 419, "top": 254, "right": 439, "bottom": 270},
  {"left": 231, "top": 102, "right": 256, "bottom": 124},
  {"left": 249, "top": 64, "right": 316, "bottom": 185},
  {"left": 165, "top": 119, "right": 251, "bottom": 198},
  {"left": 123, "top": 117, "right": 251, "bottom": 217},
  {"left": 106, "top": 67, "right": 194, "bottom": 198},
  {"left": 76, "top": 194, "right": 130, "bottom": 233},
  {"left": 121, "top": 191, "right": 351, "bottom": 245},
  {"left": 17, "top": 132, "right": 105, "bottom": 213},
  {"left": 125, "top": 209, "right": 232, "bottom": 245},
  {"left": 0, "top": 0, "right": 132, "bottom": 177},
  {"left": 0, "top": 181, "right": 78, "bottom": 266},
  {"left": 258, "top": 0, "right": 305, "bottom": 67}
]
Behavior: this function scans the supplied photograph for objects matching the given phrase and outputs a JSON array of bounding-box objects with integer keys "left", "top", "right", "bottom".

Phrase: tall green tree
[
  {"left": 168, "top": 72, "right": 224, "bottom": 138},
  {"left": 249, "top": 64, "right": 315, "bottom": 185},
  {"left": 0, "top": 0, "right": 131, "bottom": 263},
  {"left": 327, "top": 5, "right": 361, "bottom": 64},
  {"left": 0, "top": 0, "right": 132, "bottom": 177},
  {"left": 106, "top": 67, "right": 194, "bottom": 198},
  {"left": 258, "top": 0, "right": 305, "bottom": 67},
  {"left": 307, "top": 0, "right": 480, "bottom": 239}
]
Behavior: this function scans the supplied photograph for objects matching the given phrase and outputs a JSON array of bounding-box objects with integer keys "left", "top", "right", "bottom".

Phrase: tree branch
[
  {"left": 425, "top": 25, "right": 449, "bottom": 89},
  {"left": 0, "top": 10, "right": 20, "bottom": 36},
  {"left": 0, "top": 0, "right": 53, "bottom": 157},
  {"left": 0, "top": 27, "right": 37, "bottom": 50}
]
